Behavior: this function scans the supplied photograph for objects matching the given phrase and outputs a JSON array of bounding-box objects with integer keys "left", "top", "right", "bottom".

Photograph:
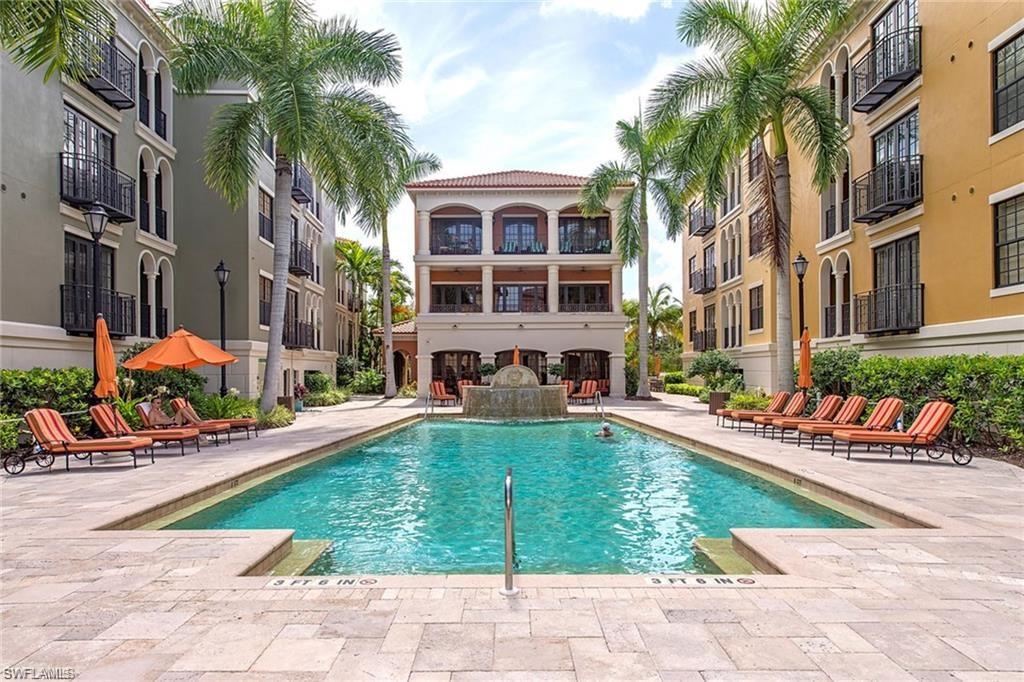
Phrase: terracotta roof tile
[
  {"left": 372, "top": 319, "right": 416, "bottom": 335},
  {"left": 406, "top": 170, "right": 596, "bottom": 190}
]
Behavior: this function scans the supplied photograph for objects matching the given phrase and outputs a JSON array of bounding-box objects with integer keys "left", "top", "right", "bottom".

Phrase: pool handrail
[
  {"left": 499, "top": 466, "right": 519, "bottom": 596},
  {"left": 595, "top": 391, "right": 606, "bottom": 422},
  {"left": 424, "top": 393, "right": 434, "bottom": 419}
]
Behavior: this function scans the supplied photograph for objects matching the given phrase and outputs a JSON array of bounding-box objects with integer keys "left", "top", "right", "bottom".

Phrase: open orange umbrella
[
  {"left": 94, "top": 314, "right": 119, "bottom": 398},
  {"left": 797, "top": 327, "right": 813, "bottom": 392},
  {"left": 122, "top": 326, "right": 237, "bottom": 371}
]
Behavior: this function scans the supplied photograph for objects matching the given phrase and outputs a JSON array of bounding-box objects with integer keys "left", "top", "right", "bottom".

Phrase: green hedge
[
  {"left": 662, "top": 372, "right": 687, "bottom": 385},
  {"left": 665, "top": 383, "right": 702, "bottom": 397},
  {"left": 349, "top": 369, "right": 384, "bottom": 394},
  {"left": 303, "top": 371, "right": 334, "bottom": 394},
  {"left": 303, "top": 389, "right": 350, "bottom": 407},
  {"left": 725, "top": 391, "right": 771, "bottom": 411}
]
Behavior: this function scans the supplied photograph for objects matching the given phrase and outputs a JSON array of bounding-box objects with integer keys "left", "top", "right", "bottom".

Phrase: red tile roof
[
  {"left": 372, "top": 319, "right": 416, "bottom": 335},
  {"left": 406, "top": 170, "right": 595, "bottom": 190}
]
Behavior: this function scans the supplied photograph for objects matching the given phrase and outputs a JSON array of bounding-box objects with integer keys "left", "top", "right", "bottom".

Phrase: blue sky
[{"left": 325, "top": 0, "right": 702, "bottom": 300}]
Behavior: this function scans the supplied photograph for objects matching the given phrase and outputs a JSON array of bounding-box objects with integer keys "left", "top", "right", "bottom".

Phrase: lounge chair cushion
[{"left": 25, "top": 408, "right": 151, "bottom": 453}]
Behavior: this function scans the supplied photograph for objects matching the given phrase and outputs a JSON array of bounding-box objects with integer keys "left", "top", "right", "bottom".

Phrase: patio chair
[
  {"left": 831, "top": 400, "right": 967, "bottom": 464},
  {"left": 754, "top": 394, "right": 842, "bottom": 440},
  {"left": 572, "top": 379, "right": 599, "bottom": 404},
  {"left": 22, "top": 408, "right": 153, "bottom": 472},
  {"left": 560, "top": 379, "right": 575, "bottom": 397},
  {"left": 770, "top": 395, "right": 868, "bottom": 445},
  {"left": 456, "top": 379, "right": 474, "bottom": 403},
  {"left": 797, "top": 397, "right": 904, "bottom": 452},
  {"left": 730, "top": 392, "right": 807, "bottom": 432},
  {"left": 717, "top": 391, "right": 789, "bottom": 427},
  {"left": 171, "top": 398, "right": 258, "bottom": 439},
  {"left": 597, "top": 379, "right": 610, "bottom": 395},
  {"left": 136, "top": 402, "right": 230, "bottom": 446},
  {"left": 430, "top": 381, "right": 457, "bottom": 406},
  {"left": 531, "top": 242, "right": 545, "bottom": 254},
  {"left": 90, "top": 403, "right": 201, "bottom": 456}
]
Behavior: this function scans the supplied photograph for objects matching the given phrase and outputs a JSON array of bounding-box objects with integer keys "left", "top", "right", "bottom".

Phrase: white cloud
[{"left": 539, "top": 0, "right": 655, "bottom": 21}]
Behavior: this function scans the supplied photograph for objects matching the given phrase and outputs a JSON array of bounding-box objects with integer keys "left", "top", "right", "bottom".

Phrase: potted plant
[
  {"left": 479, "top": 363, "right": 497, "bottom": 385},
  {"left": 548, "top": 362, "right": 565, "bottom": 385},
  {"left": 293, "top": 383, "right": 308, "bottom": 412}
]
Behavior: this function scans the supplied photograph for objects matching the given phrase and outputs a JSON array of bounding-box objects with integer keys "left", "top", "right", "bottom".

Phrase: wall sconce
[
  {"left": 518, "top": 323, "right": 524, "bottom": 328},
  {"left": 452, "top": 324, "right": 458, "bottom": 329}
]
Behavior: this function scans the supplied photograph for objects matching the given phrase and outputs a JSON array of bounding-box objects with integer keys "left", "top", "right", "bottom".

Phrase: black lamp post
[
  {"left": 83, "top": 205, "right": 110, "bottom": 388},
  {"left": 214, "top": 260, "right": 231, "bottom": 396},
  {"left": 792, "top": 251, "right": 809, "bottom": 333}
]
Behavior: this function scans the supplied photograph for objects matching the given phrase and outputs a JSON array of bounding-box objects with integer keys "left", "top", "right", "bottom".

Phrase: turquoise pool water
[{"left": 169, "top": 420, "right": 866, "bottom": 574}]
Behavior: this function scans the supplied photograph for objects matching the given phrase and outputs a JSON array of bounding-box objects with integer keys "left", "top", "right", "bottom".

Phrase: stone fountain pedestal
[{"left": 462, "top": 365, "right": 568, "bottom": 419}]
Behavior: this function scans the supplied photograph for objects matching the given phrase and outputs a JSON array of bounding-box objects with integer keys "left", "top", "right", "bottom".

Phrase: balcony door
[
  {"left": 872, "top": 0, "right": 917, "bottom": 45},
  {"left": 285, "top": 289, "right": 298, "bottom": 329},
  {"left": 63, "top": 106, "right": 113, "bottom": 164},
  {"left": 502, "top": 218, "right": 536, "bottom": 252},
  {"left": 65, "top": 234, "right": 113, "bottom": 289},
  {"left": 871, "top": 234, "right": 919, "bottom": 330},
  {"left": 873, "top": 109, "right": 918, "bottom": 165}
]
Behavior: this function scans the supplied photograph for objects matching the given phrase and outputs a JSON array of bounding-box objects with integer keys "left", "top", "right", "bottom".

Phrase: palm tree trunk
[
  {"left": 381, "top": 216, "right": 397, "bottom": 398},
  {"left": 636, "top": 188, "right": 651, "bottom": 399},
  {"left": 774, "top": 152, "right": 795, "bottom": 393},
  {"left": 260, "top": 155, "right": 293, "bottom": 413}
]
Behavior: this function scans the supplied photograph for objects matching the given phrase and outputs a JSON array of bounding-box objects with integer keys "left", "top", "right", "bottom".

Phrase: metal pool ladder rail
[
  {"left": 423, "top": 394, "right": 434, "bottom": 419},
  {"left": 499, "top": 466, "right": 520, "bottom": 596},
  {"left": 595, "top": 392, "right": 606, "bottom": 421}
]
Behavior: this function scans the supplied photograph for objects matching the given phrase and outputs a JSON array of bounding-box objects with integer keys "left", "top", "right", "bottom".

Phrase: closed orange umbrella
[
  {"left": 122, "top": 326, "right": 237, "bottom": 371},
  {"left": 94, "top": 314, "right": 119, "bottom": 398},
  {"left": 512, "top": 345, "right": 520, "bottom": 365},
  {"left": 797, "top": 327, "right": 812, "bottom": 391}
]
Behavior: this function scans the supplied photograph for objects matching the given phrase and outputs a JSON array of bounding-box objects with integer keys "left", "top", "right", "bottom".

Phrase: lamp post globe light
[
  {"left": 792, "top": 251, "right": 809, "bottom": 333},
  {"left": 83, "top": 205, "right": 109, "bottom": 389},
  {"left": 214, "top": 260, "right": 231, "bottom": 396}
]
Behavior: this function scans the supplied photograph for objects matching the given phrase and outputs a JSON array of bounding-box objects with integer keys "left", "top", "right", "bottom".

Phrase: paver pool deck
[{"left": 1, "top": 395, "right": 1021, "bottom": 680}]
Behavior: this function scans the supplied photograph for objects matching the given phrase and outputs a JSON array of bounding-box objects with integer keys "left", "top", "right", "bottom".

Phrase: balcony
[
  {"left": 559, "top": 235, "right": 611, "bottom": 254},
  {"left": 852, "top": 155, "right": 923, "bottom": 224},
  {"left": 291, "top": 163, "right": 313, "bottom": 204},
  {"left": 289, "top": 241, "right": 314, "bottom": 277},
  {"left": 559, "top": 303, "right": 612, "bottom": 313},
  {"left": 430, "top": 231, "right": 481, "bottom": 255},
  {"left": 430, "top": 303, "right": 482, "bottom": 313},
  {"left": 283, "top": 320, "right": 315, "bottom": 348},
  {"left": 693, "top": 328, "right": 717, "bottom": 352},
  {"left": 690, "top": 266, "right": 717, "bottom": 294},
  {"left": 60, "top": 284, "right": 135, "bottom": 337},
  {"left": 689, "top": 206, "right": 716, "bottom": 237},
  {"left": 80, "top": 37, "right": 135, "bottom": 110},
  {"left": 852, "top": 27, "right": 921, "bottom": 113},
  {"left": 259, "top": 213, "right": 274, "bottom": 242},
  {"left": 155, "top": 206, "right": 167, "bottom": 240},
  {"left": 59, "top": 152, "right": 135, "bottom": 222},
  {"left": 823, "top": 302, "right": 851, "bottom": 337},
  {"left": 854, "top": 283, "right": 923, "bottom": 336},
  {"left": 497, "top": 240, "right": 546, "bottom": 255}
]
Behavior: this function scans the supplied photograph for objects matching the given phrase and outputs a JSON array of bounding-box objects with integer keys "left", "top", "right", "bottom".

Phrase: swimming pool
[{"left": 168, "top": 420, "right": 866, "bottom": 574}]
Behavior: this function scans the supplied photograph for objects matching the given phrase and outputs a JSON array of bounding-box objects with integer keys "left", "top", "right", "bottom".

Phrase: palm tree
[
  {"left": 648, "top": 0, "right": 851, "bottom": 391},
  {"left": 1, "top": 0, "right": 113, "bottom": 83},
  {"left": 625, "top": 284, "right": 684, "bottom": 364},
  {"left": 580, "top": 115, "right": 685, "bottom": 398},
  {"left": 165, "top": 0, "right": 409, "bottom": 412},
  {"left": 349, "top": 151, "right": 440, "bottom": 397},
  {"left": 335, "top": 240, "right": 380, "bottom": 371}
]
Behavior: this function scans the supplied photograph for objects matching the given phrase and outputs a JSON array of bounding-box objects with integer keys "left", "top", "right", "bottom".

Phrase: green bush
[
  {"left": 547, "top": 363, "right": 565, "bottom": 378},
  {"left": 698, "top": 387, "right": 710, "bottom": 404},
  {"left": 686, "top": 350, "right": 742, "bottom": 390},
  {"left": 303, "top": 389, "right": 350, "bottom": 407},
  {"left": 191, "top": 393, "right": 259, "bottom": 419},
  {"left": 349, "top": 369, "right": 385, "bottom": 394},
  {"left": 303, "top": 371, "right": 333, "bottom": 394},
  {"left": 398, "top": 382, "right": 417, "bottom": 398},
  {"left": 257, "top": 405, "right": 295, "bottom": 429},
  {"left": 479, "top": 362, "right": 497, "bottom": 377},
  {"left": 110, "top": 396, "right": 143, "bottom": 430},
  {"left": 1, "top": 411, "right": 21, "bottom": 453},
  {"left": 662, "top": 371, "right": 687, "bottom": 385},
  {"left": 726, "top": 391, "right": 771, "bottom": 411},
  {"left": 625, "top": 363, "right": 639, "bottom": 397},
  {"left": 336, "top": 355, "right": 356, "bottom": 387},
  {"left": 0, "top": 367, "right": 94, "bottom": 436},
  {"left": 119, "top": 342, "right": 206, "bottom": 399},
  {"left": 665, "top": 383, "right": 702, "bottom": 397},
  {"left": 806, "top": 347, "right": 861, "bottom": 396}
]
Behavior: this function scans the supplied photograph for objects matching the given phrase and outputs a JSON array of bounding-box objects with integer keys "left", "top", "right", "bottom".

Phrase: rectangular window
[
  {"left": 558, "top": 217, "right": 610, "bottom": 253},
  {"left": 872, "top": 0, "right": 917, "bottom": 44},
  {"left": 748, "top": 137, "right": 764, "bottom": 181},
  {"left": 994, "top": 31, "right": 1024, "bottom": 134},
  {"left": 703, "top": 244, "right": 716, "bottom": 273},
  {"left": 749, "top": 285, "right": 764, "bottom": 330},
  {"left": 494, "top": 284, "right": 546, "bottom": 313},
  {"left": 873, "top": 108, "right": 919, "bottom": 165},
  {"left": 258, "top": 190, "right": 274, "bottom": 243},
  {"left": 431, "top": 285, "right": 482, "bottom": 312},
  {"left": 688, "top": 310, "right": 697, "bottom": 343},
  {"left": 64, "top": 234, "right": 114, "bottom": 288},
  {"left": 430, "top": 218, "right": 482, "bottom": 255},
  {"left": 995, "top": 194, "right": 1024, "bottom": 288},
  {"left": 63, "top": 106, "right": 114, "bottom": 162},
  {"left": 873, "top": 233, "right": 919, "bottom": 288},
  {"left": 703, "top": 304, "right": 716, "bottom": 332},
  {"left": 558, "top": 284, "right": 610, "bottom": 312},
  {"left": 687, "top": 255, "right": 697, "bottom": 289},
  {"left": 259, "top": 276, "right": 272, "bottom": 326},
  {"left": 500, "top": 217, "right": 538, "bottom": 253}
]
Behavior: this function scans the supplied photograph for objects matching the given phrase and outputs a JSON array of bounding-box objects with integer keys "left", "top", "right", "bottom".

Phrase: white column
[
  {"left": 146, "top": 169, "right": 157, "bottom": 233},
  {"left": 546, "top": 210, "right": 559, "bottom": 254},
  {"left": 416, "top": 355, "right": 432, "bottom": 397},
  {"left": 547, "top": 265, "right": 559, "bottom": 313},
  {"left": 609, "top": 208, "right": 620, "bottom": 256},
  {"left": 482, "top": 265, "right": 493, "bottom": 314},
  {"left": 611, "top": 264, "right": 623, "bottom": 313},
  {"left": 418, "top": 265, "right": 430, "bottom": 315},
  {"left": 481, "top": 210, "right": 494, "bottom": 255},
  {"left": 417, "top": 211, "right": 430, "bottom": 255},
  {"left": 610, "top": 354, "right": 626, "bottom": 398},
  {"left": 145, "top": 271, "right": 157, "bottom": 336},
  {"left": 835, "top": 267, "right": 846, "bottom": 336},
  {"left": 145, "top": 67, "right": 156, "bottom": 126}
]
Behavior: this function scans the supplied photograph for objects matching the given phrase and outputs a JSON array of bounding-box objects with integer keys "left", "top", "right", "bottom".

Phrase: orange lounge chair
[
  {"left": 754, "top": 394, "right": 843, "bottom": 439},
  {"left": 771, "top": 395, "right": 868, "bottom": 446},
  {"left": 171, "top": 398, "right": 258, "bottom": 439},
  {"left": 797, "top": 397, "right": 904, "bottom": 451},
  {"left": 23, "top": 408, "right": 153, "bottom": 472},
  {"left": 137, "top": 402, "right": 230, "bottom": 446},
  {"left": 832, "top": 401, "right": 966, "bottom": 464},
  {"left": 597, "top": 379, "right": 610, "bottom": 395},
  {"left": 561, "top": 380, "right": 575, "bottom": 397},
  {"left": 717, "top": 391, "right": 788, "bottom": 427},
  {"left": 430, "top": 381, "right": 457, "bottom": 406},
  {"left": 729, "top": 392, "right": 807, "bottom": 432},
  {"left": 90, "top": 404, "right": 201, "bottom": 456},
  {"left": 572, "top": 379, "right": 599, "bottom": 404},
  {"left": 456, "top": 380, "right": 474, "bottom": 402}
]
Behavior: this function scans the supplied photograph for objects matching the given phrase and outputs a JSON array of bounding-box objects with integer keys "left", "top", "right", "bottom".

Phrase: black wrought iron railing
[
  {"left": 559, "top": 231, "right": 611, "bottom": 254},
  {"left": 140, "top": 302, "right": 151, "bottom": 337},
  {"left": 852, "top": 27, "right": 921, "bottom": 113},
  {"left": 59, "top": 152, "right": 135, "bottom": 222},
  {"left": 283, "top": 320, "right": 315, "bottom": 348},
  {"left": 291, "top": 162, "right": 313, "bottom": 203},
  {"left": 430, "top": 303, "right": 482, "bottom": 313},
  {"left": 854, "top": 283, "right": 923, "bottom": 335},
  {"left": 839, "top": 96, "right": 850, "bottom": 124},
  {"left": 155, "top": 206, "right": 167, "bottom": 240},
  {"left": 689, "top": 206, "right": 716, "bottom": 236},
  {"left": 259, "top": 213, "right": 274, "bottom": 242},
  {"left": 289, "top": 241, "right": 314, "bottom": 277},
  {"left": 723, "top": 324, "right": 743, "bottom": 349},
  {"left": 826, "top": 302, "right": 852, "bottom": 337},
  {"left": 139, "top": 198, "right": 150, "bottom": 232},
  {"left": 79, "top": 36, "right": 135, "bottom": 109},
  {"left": 156, "top": 306, "right": 168, "bottom": 338},
  {"left": 139, "top": 92, "right": 149, "bottom": 126},
  {"left": 155, "top": 109, "right": 167, "bottom": 140},
  {"left": 60, "top": 284, "right": 135, "bottom": 337},
  {"left": 691, "top": 266, "right": 717, "bottom": 294},
  {"left": 430, "top": 230, "right": 481, "bottom": 255},
  {"left": 693, "top": 328, "right": 717, "bottom": 352},
  {"left": 852, "top": 154, "right": 923, "bottom": 223},
  {"left": 559, "top": 303, "right": 612, "bottom": 313},
  {"left": 825, "top": 205, "right": 837, "bottom": 239}
]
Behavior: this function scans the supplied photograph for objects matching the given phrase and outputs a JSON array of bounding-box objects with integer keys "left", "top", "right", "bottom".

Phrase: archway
[
  {"left": 495, "top": 348, "right": 548, "bottom": 384},
  {"left": 393, "top": 351, "right": 408, "bottom": 387},
  {"left": 561, "top": 350, "right": 610, "bottom": 394},
  {"left": 431, "top": 350, "right": 481, "bottom": 392}
]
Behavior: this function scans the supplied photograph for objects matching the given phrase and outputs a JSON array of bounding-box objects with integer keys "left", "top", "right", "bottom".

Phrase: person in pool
[{"left": 595, "top": 422, "right": 613, "bottom": 438}]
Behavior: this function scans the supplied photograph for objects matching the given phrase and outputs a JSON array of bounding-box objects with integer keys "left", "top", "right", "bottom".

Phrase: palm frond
[
  {"left": 615, "top": 184, "right": 644, "bottom": 265},
  {"left": 784, "top": 84, "right": 846, "bottom": 190},
  {"left": 676, "top": 0, "right": 762, "bottom": 53},
  {"left": 308, "top": 17, "right": 402, "bottom": 86},
  {"left": 649, "top": 177, "right": 686, "bottom": 240},
  {"left": 579, "top": 161, "right": 632, "bottom": 216},
  {"left": 161, "top": 0, "right": 260, "bottom": 95},
  {"left": 1, "top": 0, "right": 113, "bottom": 83},
  {"left": 202, "top": 100, "right": 265, "bottom": 209},
  {"left": 646, "top": 56, "right": 730, "bottom": 131}
]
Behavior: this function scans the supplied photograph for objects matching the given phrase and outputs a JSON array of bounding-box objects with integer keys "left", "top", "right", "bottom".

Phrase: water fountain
[{"left": 462, "top": 363, "right": 568, "bottom": 419}]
